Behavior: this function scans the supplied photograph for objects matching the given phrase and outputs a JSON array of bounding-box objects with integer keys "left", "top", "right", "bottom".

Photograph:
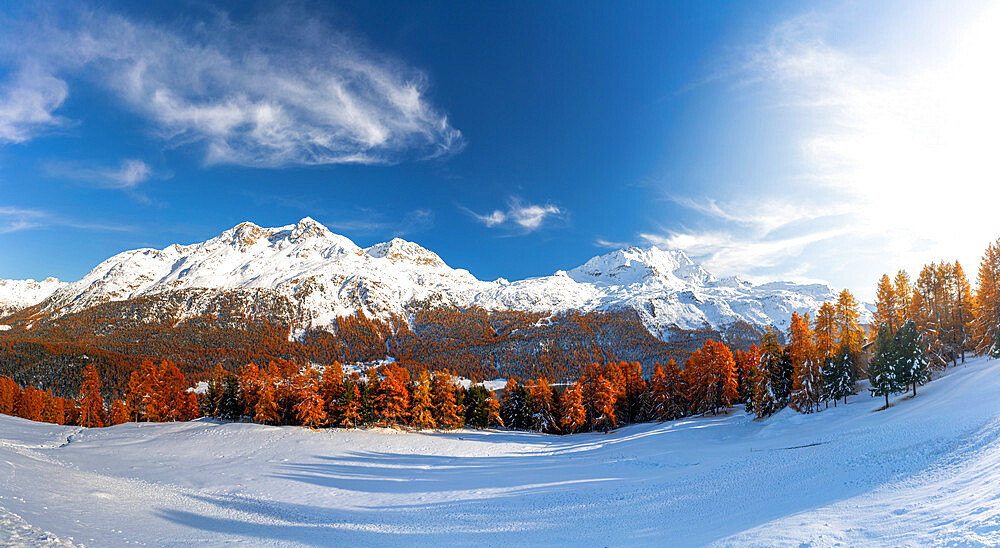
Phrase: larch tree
[
  {"left": 320, "top": 362, "right": 344, "bottom": 420},
  {"left": 254, "top": 369, "right": 281, "bottom": 425},
  {"left": 78, "top": 364, "right": 106, "bottom": 428},
  {"left": 835, "top": 289, "right": 864, "bottom": 354},
  {"left": 376, "top": 364, "right": 411, "bottom": 427},
  {"left": 813, "top": 302, "right": 838, "bottom": 359},
  {"left": 952, "top": 261, "right": 974, "bottom": 363},
  {"left": 874, "top": 274, "right": 900, "bottom": 334},
  {"left": 109, "top": 399, "right": 130, "bottom": 426},
  {"left": 591, "top": 375, "right": 617, "bottom": 432},
  {"left": 294, "top": 370, "right": 327, "bottom": 429},
  {"left": 753, "top": 329, "right": 781, "bottom": 418},
  {"left": 974, "top": 238, "right": 1000, "bottom": 356},
  {"left": 560, "top": 381, "right": 587, "bottom": 434},
  {"left": 410, "top": 370, "right": 436, "bottom": 429},
  {"left": 789, "top": 312, "right": 822, "bottom": 413},
  {"left": 432, "top": 370, "right": 464, "bottom": 429},
  {"left": 526, "top": 377, "right": 557, "bottom": 433},
  {"left": 894, "top": 270, "right": 913, "bottom": 326}
]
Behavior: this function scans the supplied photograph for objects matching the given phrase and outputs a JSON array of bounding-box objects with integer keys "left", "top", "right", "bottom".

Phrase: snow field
[{"left": 2, "top": 357, "right": 1000, "bottom": 545}]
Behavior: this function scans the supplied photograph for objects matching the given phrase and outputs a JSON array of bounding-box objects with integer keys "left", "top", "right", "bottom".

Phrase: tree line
[{"left": 3, "top": 237, "right": 1000, "bottom": 432}]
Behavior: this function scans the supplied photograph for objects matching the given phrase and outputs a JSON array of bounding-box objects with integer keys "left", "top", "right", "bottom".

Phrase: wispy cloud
[
  {"left": 45, "top": 158, "right": 156, "bottom": 187},
  {"left": 0, "top": 65, "right": 70, "bottom": 144},
  {"left": 0, "top": 6, "right": 462, "bottom": 167},
  {"left": 739, "top": 7, "right": 1000, "bottom": 276},
  {"left": 0, "top": 205, "right": 133, "bottom": 234},
  {"left": 594, "top": 238, "right": 629, "bottom": 249},
  {"left": 44, "top": 158, "right": 162, "bottom": 203},
  {"left": 463, "top": 198, "right": 564, "bottom": 234},
  {"left": 651, "top": 5, "right": 1000, "bottom": 291}
]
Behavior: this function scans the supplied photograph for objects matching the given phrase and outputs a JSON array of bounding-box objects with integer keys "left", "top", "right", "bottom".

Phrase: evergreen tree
[
  {"left": 357, "top": 379, "right": 377, "bottom": 427},
  {"left": 500, "top": 378, "right": 532, "bottom": 430},
  {"left": 464, "top": 385, "right": 491, "bottom": 428},
  {"left": 868, "top": 324, "right": 899, "bottom": 408},
  {"left": 894, "top": 319, "right": 929, "bottom": 397},
  {"left": 753, "top": 330, "right": 781, "bottom": 418},
  {"left": 823, "top": 345, "right": 856, "bottom": 406},
  {"left": 338, "top": 381, "right": 361, "bottom": 428}
]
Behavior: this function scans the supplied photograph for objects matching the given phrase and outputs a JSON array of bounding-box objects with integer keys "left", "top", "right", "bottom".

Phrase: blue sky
[{"left": 2, "top": 1, "right": 999, "bottom": 298}]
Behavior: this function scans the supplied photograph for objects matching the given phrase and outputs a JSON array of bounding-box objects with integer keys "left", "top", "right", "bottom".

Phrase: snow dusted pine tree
[
  {"left": 822, "top": 345, "right": 855, "bottom": 406},
  {"left": 868, "top": 324, "right": 899, "bottom": 409},
  {"left": 894, "top": 319, "right": 929, "bottom": 397},
  {"left": 752, "top": 328, "right": 781, "bottom": 418}
]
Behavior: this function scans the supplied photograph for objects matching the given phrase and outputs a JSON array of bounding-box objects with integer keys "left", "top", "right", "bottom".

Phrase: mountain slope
[
  {"left": 0, "top": 278, "right": 66, "bottom": 318},
  {"left": 2, "top": 217, "right": 856, "bottom": 338}
]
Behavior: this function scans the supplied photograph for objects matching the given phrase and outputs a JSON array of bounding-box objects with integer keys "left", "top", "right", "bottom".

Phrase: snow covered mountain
[
  {"left": 2, "top": 217, "right": 855, "bottom": 337},
  {"left": 0, "top": 277, "right": 66, "bottom": 318}
]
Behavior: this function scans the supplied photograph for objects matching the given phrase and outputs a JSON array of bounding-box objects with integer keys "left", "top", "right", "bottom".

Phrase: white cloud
[
  {"left": 46, "top": 158, "right": 154, "bottom": 190},
  {"left": 0, "top": 206, "right": 132, "bottom": 234},
  {"left": 0, "top": 6, "right": 462, "bottom": 167},
  {"left": 656, "top": 5, "right": 1000, "bottom": 293},
  {"left": 0, "top": 65, "right": 70, "bottom": 144},
  {"left": 594, "top": 238, "right": 629, "bottom": 249},
  {"left": 465, "top": 198, "right": 563, "bottom": 233},
  {"left": 744, "top": 6, "right": 1000, "bottom": 278}
]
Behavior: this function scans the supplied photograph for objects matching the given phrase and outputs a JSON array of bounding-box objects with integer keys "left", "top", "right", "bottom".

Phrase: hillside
[{"left": 2, "top": 356, "right": 999, "bottom": 546}]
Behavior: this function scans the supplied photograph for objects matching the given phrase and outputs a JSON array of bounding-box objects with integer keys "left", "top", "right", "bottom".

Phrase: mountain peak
[
  {"left": 365, "top": 237, "right": 445, "bottom": 267},
  {"left": 569, "top": 245, "right": 715, "bottom": 285},
  {"left": 288, "top": 217, "right": 331, "bottom": 243}
]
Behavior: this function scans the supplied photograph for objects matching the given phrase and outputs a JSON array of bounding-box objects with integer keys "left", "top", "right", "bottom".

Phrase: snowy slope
[
  {"left": 0, "top": 277, "right": 66, "bottom": 317},
  {"left": 2, "top": 357, "right": 1000, "bottom": 545},
  {"left": 14, "top": 218, "right": 858, "bottom": 336}
]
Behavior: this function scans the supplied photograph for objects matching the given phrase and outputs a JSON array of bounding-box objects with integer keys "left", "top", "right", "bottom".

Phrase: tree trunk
[
  {"left": 913, "top": 382, "right": 916, "bottom": 397},
  {"left": 884, "top": 393, "right": 889, "bottom": 408}
]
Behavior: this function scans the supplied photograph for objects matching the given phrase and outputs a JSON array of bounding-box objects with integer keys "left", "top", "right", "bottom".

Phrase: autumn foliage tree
[{"left": 78, "top": 365, "right": 106, "bottom": 428}]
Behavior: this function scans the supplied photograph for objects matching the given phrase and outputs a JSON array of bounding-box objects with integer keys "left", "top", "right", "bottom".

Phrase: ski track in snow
[{"left": 3, "top": 358, "right": 1000, "bottom": 546}]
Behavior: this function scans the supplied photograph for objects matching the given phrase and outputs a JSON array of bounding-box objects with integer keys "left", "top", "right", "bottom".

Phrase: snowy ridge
[
  {"left": 5, "top": 218, "right": 863, "bottom": 336},
  {"left": 0, "top": 277, "right": 66, "bottom": 317}
]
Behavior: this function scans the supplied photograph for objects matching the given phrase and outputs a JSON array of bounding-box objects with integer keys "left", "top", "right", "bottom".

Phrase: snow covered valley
[{"left": 4, "top": 357, "right": 1000, "bottom": 546}]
